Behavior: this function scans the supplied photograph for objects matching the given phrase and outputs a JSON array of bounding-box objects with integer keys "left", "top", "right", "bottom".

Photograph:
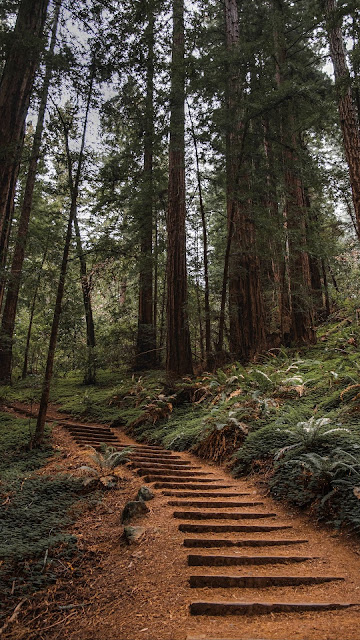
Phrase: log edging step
[
  {"left": 168, "top": 500, "right": 264, "bottom": 507},
  {"left": 179, "top": 523, "right": 291, "bottom": 533},
  {"left": 183, "top": 538, "right": 308, "bottom": 548},
  {"left": 189, "top": 601, "right": 357, "bottom": 616},
  {"left": 137, "top": 469, "right": 210, "bottom": 477},
  {"left": 187, "top": 554, "right": 319, "bottom": 566},
  {"left": 154, "top": 483, "right": 232, "bottom": 490},
  {"left": 189, "top": 575, "right": 344, "bottom": 588},
  {"left": 174, "top": 511, "right": 276, "bottom": 520}
]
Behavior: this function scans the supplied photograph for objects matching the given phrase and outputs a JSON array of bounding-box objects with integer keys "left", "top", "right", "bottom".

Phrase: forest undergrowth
[{"left": 2, "top": 307, "right": 360, "bottom": 623}]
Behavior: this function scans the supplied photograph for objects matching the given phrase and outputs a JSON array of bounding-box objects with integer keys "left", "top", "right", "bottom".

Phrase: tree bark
[
  {"left": 166, "top": 0, "right": 193, "bottom": 376},
  {"left": 273, "top": 0, "right": 315, "bottom": 345},
  {"left": 224, "top": 0, "right": 266, "bottom": 363},
  {"left": 22, "top": 236, "right": 49, "bottom": 379},
  {"left": 0, "top": 1, "right": 61, "bottom": 383},
  {"left": 136, "top": 3, "right": 156, "bottom": 370},
  {"left": 0, "top": 0, "right": 50, "bottom": 264},
  {"left": 0, "top": 160, "right": 20, "bottom": 313},
  {"left": 322, "top": 0, "right": 360, "bottom": 236},
  {"left": 73, "top": 213, "right": 96, "bottom": 384},
  {"left": 33, "top": 63, "right": 94, "bottom": 447}
]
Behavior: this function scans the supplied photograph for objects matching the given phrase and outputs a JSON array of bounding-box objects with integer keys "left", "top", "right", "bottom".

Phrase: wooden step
[
  {"left": 189, "top": 601, "right": 356, "bottom": 616},
  {"left": 74, "top": 437, "right": 119, "bottom": 445},
  {"left": 130, "top": 455, "right": 187, "bottom": 463},
  {"left": 179, "top": 523, "right": 292, "bottom": 533},
  {"left": 189, "top": 574, "right": 344, "bottom": 588},
  {"left": 144, "top": 476, "right": 220, "bottom": 484},
  {"left": 137, "top": 469, "right": 209, "bottom": 477},
  {"left": 188, "top": 554, "right": 317, "bottom": 566},
  {"left": 130, "top": 462, "right": 199, "bottom": 471},
  {"left": 183, "top": 538, "right": 308, "bottom": 548},
  {"left": 174, "top": 511, "right": 276, "bottom": 520},
  {"left": 75, "top": 440, "right": 120, "bottom": 447},
  {"left": 66, "top": 427, "right": 117, "bottom": 436},
  {"left": 118, "top": 444, "right": 173, "bottom": 453},
  {"left": 154, "top": 483, "right": 232, "bottom": 490},
  {"left": 168, "top": 500, "right": 264, "bottom": 508},
  {"left": 162, "top": 491, "right": 251, "bottom": 498}
]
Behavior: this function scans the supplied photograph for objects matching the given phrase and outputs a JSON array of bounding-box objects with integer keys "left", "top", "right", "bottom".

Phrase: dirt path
[{"left": 3, "top": 404, "right": 360, "bottom": 639}]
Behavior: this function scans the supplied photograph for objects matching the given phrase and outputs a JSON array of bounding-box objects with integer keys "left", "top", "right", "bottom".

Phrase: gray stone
[
  {"left": 123, "top": 526, "right": 146, "bottom": 545},
  {"left": 137, "top": 486, "right": 155, "bottom": 502},
  {"left": 121, "top": 499, "right": 150, "bottom": 524}
]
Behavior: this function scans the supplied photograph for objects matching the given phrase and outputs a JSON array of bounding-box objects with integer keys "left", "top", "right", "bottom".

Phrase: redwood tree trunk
[
  {"left": 0, "top": 1, "right": 61, "bottom": 383},
  {"left": 0, "top": 0, "right": 50, "bottom": 263},
  {"left": 273, "top": 0, "right": 315, "bottom": 345},
  {"left": 166, "top": 0, "right": 193, "bottom": 376},
  {"left": 323, "top": 0, "right": 360, "bottom": 236},
  {"left": 225, "top": 0, "right": 266, "bottom": 362},
  {"left": 136, "top": 4, "right": 156, "bottom": 370}
]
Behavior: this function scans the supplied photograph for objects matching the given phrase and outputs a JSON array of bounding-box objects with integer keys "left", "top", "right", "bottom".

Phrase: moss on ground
[{"left": 0, "top": 413, "right": 99, "bottom": 620}]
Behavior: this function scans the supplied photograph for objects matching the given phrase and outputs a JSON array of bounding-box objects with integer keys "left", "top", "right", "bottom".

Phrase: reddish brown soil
[{"left": 1, "top": 403, "right": 360, "bottom": 640}]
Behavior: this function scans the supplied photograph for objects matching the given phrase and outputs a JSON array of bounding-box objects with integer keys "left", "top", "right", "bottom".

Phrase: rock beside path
[
  {"left": 121, "top": 499, "right": 150, "bottom": 524},
  {"left": 123, "top": 525, "right": 146, "bottom": 545},
  {"left": 137, "top": 486, "right": 155, "bottom": 501}
]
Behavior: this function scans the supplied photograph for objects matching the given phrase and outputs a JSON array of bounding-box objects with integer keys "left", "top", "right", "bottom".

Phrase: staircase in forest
[{"left": 62, "top": 422, "right": 359, "bottom": 634}]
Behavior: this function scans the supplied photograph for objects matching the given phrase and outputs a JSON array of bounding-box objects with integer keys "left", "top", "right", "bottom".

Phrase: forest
[{"left": 1, "top": 0, "right": 360, "bottom": 638}]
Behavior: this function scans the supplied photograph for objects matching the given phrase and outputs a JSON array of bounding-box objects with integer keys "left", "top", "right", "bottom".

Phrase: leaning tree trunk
[
  {"left": 166, "top": 0, "right": 193, "bottom": 376},
  {"left": 0, "top": 0, "right": 50, "bottom": 266},
  {"left": 0, "top": 1, "right": 61, "bottom": 383},
  {"left": 224, "top": 0, "right": 266, "bottom": 363},
  {"left": 33, "top": 64, "right": 94, "bottom": 447},
  {"left": 136, "top": 3, "right": 157, "bottom": 370},
  {"left": 322, "top": 0, "right": 360, "bottom": 236}
]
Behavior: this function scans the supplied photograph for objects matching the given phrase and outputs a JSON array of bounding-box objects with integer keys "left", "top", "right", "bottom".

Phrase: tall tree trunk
[
  {"left": 0, "top": 160, "right": 21, "bottom": 313},
  {"left": 187, "top": 103, "right": 211, "bottom": 367},
  {"left": 61, "top": 111, "right": 96, "bottom": 386},
  {"left": 0, "top": 0, "right": 50, "bottom": 263},
  {"left": 263, "top": 117, "right": 283, "bottom": 338},
  {"left": 283, "top": 123, "right": 316, "bottom": 344},
  {"left": 322, "top": 0, "right": 360, "bottom": 236},
  {"left": 224, "top": 0, "right": 266, "bottom": 363},
  {"left": 0, "top": 1, "right": 61, "bottom": 383},
  {"left": 73, "top": 214, "right": 96, "bottom": 384},
  {"left": 33, "top": 64, "right": 94, "bottom": 447},
  {"left": 273, "top": 0, "right": 315, "bottom": 345},
  {"left": 136, "top": 3, "right": 156, "bottom": 370},
  {"left": 321, "top": 258, "right": 331, "bottom": 317},
  {"left": 166, "top": 0, "right": 193, "bottom": 376},
  {"left": 22, "top": 236, "right": 49, "bottom": 379}
]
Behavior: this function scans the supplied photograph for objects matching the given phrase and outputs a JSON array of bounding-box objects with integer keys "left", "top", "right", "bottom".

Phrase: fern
[{"left": 84, "top": 444, "right": 133, "bottom": 474}]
